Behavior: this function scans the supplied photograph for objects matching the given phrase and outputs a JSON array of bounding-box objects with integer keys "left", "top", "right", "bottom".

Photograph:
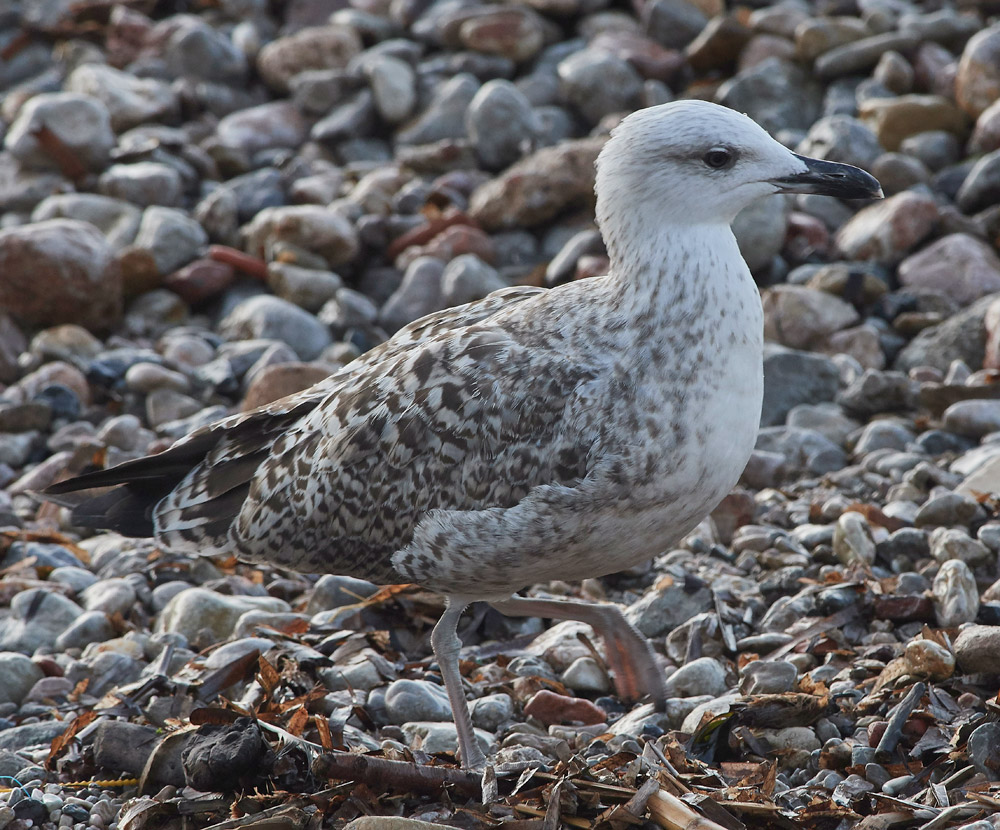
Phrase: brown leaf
[
  {"left": 190, "top": 708, "right": 241, "bottom": 725},
  {"left": 286, "top": 706, "right": 309, "bottom": 737},
  {"left": 258, "top": 655, "right": 280, "bottom": 696},
  {"left": 46, "top": 709, "right": 98, "bottom": 770},
  {"left": 314, "top": 717, "right": 334, "bottom": 752}
]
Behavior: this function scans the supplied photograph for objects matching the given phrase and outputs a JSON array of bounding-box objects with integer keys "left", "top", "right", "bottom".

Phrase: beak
[{"left": 772, "top": 154, "right": 883, "bottom": 199}]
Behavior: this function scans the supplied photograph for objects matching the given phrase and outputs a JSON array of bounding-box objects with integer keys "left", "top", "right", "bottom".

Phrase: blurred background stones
[{"left": 2, "top": 0, "right": 1000, "bottom": 824}]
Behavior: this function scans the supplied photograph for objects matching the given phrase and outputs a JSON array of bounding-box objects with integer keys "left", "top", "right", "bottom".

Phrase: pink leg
[
  {"left": 490, "top": 595, "right": 667, "bottom": 704},
  {"left": 431, "top": 598, "right": 486, "bottom": 770}
]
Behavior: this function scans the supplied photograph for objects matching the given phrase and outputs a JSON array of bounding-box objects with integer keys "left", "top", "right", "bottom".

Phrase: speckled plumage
[{"left": 47, "top": 101, "right": 882, "bottom": 770}]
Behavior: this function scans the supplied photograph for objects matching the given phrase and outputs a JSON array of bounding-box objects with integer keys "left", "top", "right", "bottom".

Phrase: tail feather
[{"left": 41, "top": 392, "right": 325, "bottom": 542}]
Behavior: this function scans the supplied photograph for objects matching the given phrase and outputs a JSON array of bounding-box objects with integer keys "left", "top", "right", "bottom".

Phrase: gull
[{"left": 45, "top": 100, "right": 881, "bottom": 771}]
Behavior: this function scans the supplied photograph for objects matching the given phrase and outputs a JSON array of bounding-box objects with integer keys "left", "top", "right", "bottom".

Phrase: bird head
[{"left": 595, "top": 100, "right": 883, "bottom": 230}]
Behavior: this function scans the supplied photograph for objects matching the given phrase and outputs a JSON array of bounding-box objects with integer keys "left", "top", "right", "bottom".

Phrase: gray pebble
[{"left": 384, "top": 679, "right": 452, "bottom": 723}]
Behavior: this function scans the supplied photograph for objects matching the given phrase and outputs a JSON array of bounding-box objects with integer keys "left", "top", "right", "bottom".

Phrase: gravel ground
[{"left": 2, "top": 0, "right": 1000, "bottom": 827}]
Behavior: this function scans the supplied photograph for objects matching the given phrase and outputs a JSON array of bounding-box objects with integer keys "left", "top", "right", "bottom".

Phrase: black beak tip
[{"left": 777, "top": 154, "right": 884, "bottom": 200}]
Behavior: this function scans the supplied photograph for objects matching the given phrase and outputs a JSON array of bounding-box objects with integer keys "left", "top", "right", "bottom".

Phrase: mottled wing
[
  {"left": 223, "top": 323, "right": 599, "bottom": 584},
  {"left": 49, "top": 287, "right": 546, "bottom": 550}
]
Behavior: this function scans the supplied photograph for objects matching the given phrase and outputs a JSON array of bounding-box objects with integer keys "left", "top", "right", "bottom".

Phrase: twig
[
  {"left": 876, "top": 682, "right": 925, "bottom": 761},
  {"left": 648, "top": 787, "right": 730, "bottom": 830},
  {"left": 542, "top": 778, "right": 563, "bottom": 830},
  {"left": 208, "top": 245, "right": 269, "bottom": 280},
  {"left": 313, "top": 751, "right": 482, "bottom": 796},
  {"left": 916, "top": 804, "right": 982, "bottom": 830},
  {"left": 32, "top": 125, "right": 88, "bottom": 180}
]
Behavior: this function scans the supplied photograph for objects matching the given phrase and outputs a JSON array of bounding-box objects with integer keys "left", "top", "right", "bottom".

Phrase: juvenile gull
[{"left": 45, "top": 101, "right": 881, "bottom": 770}]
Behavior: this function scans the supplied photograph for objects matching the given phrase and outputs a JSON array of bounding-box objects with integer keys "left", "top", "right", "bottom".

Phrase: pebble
[
  {"left": 65, "top": 64, "right": 177, "bottom": 131},
  {"left": 835, "top": 191, "right": 939, "bottom": 265},
  {"left": 0, "top": 219, "right": 121, "bottom": 332},
  {"left": 219, "top": 295, "right": 332, "bottom": 361},
  {"left": 0, "top": 590, "right": 84, "bottom": 654},
  {"left": 560, "top": 657, "right": 610, "bottom": 694},
  {"left": 858, "top": 94, "right": 967, "bottom": 152},
  {"left": 739, "top": 660, "right": 797, "bottom": 695},
  {"left": 466, "top": 80, "right": 539, "bottom": 171},
  {"left": 968, "top": 722, "right": 1000, "bottom": 780},
  {"left": 662, "top": 657, "right": 728, "bottom": 698},
  {"left": 955, "top": 23, "right": 1000, "bottom": 118},
  {"left": 903, "top": 639, "right": 954, "bottom": 681},
  {"left": 156, "top": 588, "right": 289, "bottom": 644},
  {"left": 469, "top": 693, "right": 514, "bottom": 731},
  {"left": 832, "top": 512, "right": 876, "bottom": 566},
  {"left": 522, "top": 690, "right": 607, "bottom": 725},
  {"left": 99, "top": 162, "right": 184, "bottom": 209},
  {"left": 401, "top": 721, "right": 492, "bottom": 756},
  {"left": 384, "top": 680, "right": 452, "bottom": 723},
  {"left": 5, "top": 92, "right": 114, "bottom": 172},
  {"left": 243, "top": 205, "right": 360, "bottom": 268},
  {"left": 265, "top": 263, "right": 343, "bottom": 312},
  {"left": 932, "top": 559, "right": 980, "bottom": 628},
  {"left": 899, "top": 235, "right": 1000, "bottom": 307},
  {"left": 626, "top": 580, "right": 714, "bottom": 638},
  {"left": 0, "top": 653, "right": 44, "bottom": 706},
  {"left": 762, "top": 285, "right": 859, "bottom": 350}
]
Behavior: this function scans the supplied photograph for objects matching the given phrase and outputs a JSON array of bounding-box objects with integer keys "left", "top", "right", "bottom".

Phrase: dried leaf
[{"left": 45, "top": 709, "right": 98, "bottom": 769}]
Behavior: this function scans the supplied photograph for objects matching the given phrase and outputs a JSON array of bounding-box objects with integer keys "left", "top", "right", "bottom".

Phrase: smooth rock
[
  {"left": 266, "top": 263, "right": 343, "bottom": 312},
  {"left": 626, "top": 580, "right": 714, "bottom": 638},
  {"left": 716, "top": 57, "right": 821, "bottom": 134},
  {"left": 523, "top": 689, "right": 607, "bottom": 725},
  {"left": 465, "top": 80, "right": 539, "bottom": 170},
  {"left": 903, "top": 639, "right": 954, "bottom": 681},
  {"left": 956, "top": 23, "right": 1000, "bottom": 118},
  {"left": 384, "top": 679, "right": 452, "bottom": 723},
  {"left": 954, "top": 624, "right": 1000, "bottom": 674},
  {"left": 955, "top": 150, "right": 1000, "bottom": 215},
  {"left": 760, "top": 346, "right": 841, "bottom": 427},
  {"left": 859, "top": 94, "right": 967, "bottom": 151},
  {"left": 243, "top": 205, "right": 359, "bottom": 268},
  {"left": 762, "top": 285, "right": 859, "bottom": 350},
  {"left": 99, "top": 162, "right": 183, "bottom": 208},
  {"left": 929, "top": 527, "right": 992, "bottom": 567},
  {"left": 932, "top": 559, "right": 980, "bottom": 628},
  {"left": 256, "top": 25, "right": 362, "bottom": 94},
  {"left": 469, "top": 693, "right": 515, "bottom": 731},
  {"left": 31, "top": 194, "right": 141, "bottom": 251},
  {"left": 0, "top": 653, "right": 44, "bottom": 706},
  {"left": 219, "top": 296, "right": 332, "bottom": 361},
  {"left": 65, "top": 63, "right": 176, "bottom": 131},
  {"left": 469, "top": 137, "right": 604, "bottom": 231},
  {"left": 833, "top": 512, "right": 876, "bottom": 566},
  {"left": 663, "top": 657, "right": 728, "bottom": 698},
  {"left": 216, "top": 101, "right": 308, "bottom": 155},
  {"left": 0, "top": 590, "right": 84, "bottom": 653},
  {"left": 558, "top": 49, "right": 642, "bottom": 125},
  {"left": 5, "top": 92, "right": 113, "bottom": 171},
  {"left": 739, "top": 659, "right": 797, "bottom": 694},
  {"left": 156, "top": 588, "right": 289, "bottom": 644},
  {"left": 835, "top": 191, "right": 938, "bottom": 265},
  {"left": 0, "top": 219, "right": 121, "bottom": 331}
]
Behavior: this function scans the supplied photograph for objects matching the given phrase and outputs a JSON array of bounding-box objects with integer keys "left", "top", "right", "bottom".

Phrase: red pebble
[
  {"left": 867, "top": 720, "right": 888, "bottom": 747},
  {"left": 164, "top": 258, "right": 236, "bottom": 305},
  {"left": 523, "top": 689, "right": 607, "bottom": 726}
]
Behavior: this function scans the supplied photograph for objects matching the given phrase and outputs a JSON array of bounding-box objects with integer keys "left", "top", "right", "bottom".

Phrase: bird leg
[
  {"left": 430, "top": 598, "right": 487, "bottom": 771},
  {"left": 490, "top": 595, "right": 667, "bottom": 705}
]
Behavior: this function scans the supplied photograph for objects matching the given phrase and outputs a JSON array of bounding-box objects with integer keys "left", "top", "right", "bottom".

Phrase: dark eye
[{"left": 703, "top": 147, "right": 734, "bottom": 169}]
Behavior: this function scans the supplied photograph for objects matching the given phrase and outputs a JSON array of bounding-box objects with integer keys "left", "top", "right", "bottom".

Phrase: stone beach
[{"left": 2, "top": 0, "right": 1000, "bottom": 827}]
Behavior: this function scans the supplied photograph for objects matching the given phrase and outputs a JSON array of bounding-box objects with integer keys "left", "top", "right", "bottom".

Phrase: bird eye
[{"left": 703, "top": 147, "right": 734, "bottom": 169}]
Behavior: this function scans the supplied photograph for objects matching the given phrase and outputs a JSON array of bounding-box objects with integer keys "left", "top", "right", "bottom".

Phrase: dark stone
[{"left": 181, "top": 717, "right": 275, "bottom": 792}]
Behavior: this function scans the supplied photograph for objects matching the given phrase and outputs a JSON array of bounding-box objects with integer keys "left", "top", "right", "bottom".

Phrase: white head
[{"left": 595, "top": 100, "right": 881, "bottom": 234}]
